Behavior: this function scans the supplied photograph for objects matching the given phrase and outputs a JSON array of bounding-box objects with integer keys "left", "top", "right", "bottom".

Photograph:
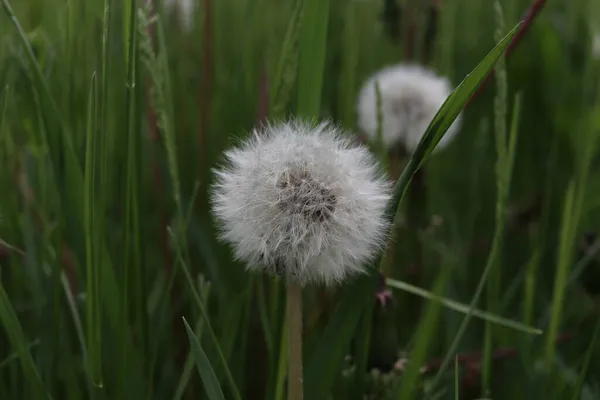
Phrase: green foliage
[{"left": 0, "top": 0, "right": 599, "bottom": 399}]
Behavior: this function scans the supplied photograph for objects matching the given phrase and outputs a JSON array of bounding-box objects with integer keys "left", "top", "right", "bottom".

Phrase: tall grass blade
[
  {"left": 483, "top": 3, "right": 508, "bottom": 390},
  {"left": 84, "top": 72, "right": 102, "bottom": 389},
  {"left": 182, "top": 317, "right": 226, "bottom": 400},
  {"left": 270, "top": 0, "right": 303, "bottom": 118},
  {"left": 397, "top": 272, "right": 448, "bottom": 400},
  {"left": 296, "top": 0, "right": 330, "bottom": 117}
]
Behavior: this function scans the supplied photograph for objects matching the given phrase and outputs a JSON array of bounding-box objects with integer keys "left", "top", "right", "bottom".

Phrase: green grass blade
[
  {"left": 337, "top": 2, "right": 359, "bottom": 127},
  {"left": 173, "top": 278, "right": 211, "bottom": 400},
  {"left": 273, "top": 313, "right": 288, "bottom": 400},
  {"left": 60, "top": 272, "right": 87, "bottom": 388},
  {"left": 0, "top": 85, "right": 8, "bottom": 146},
  {"left": 84, "top": 72, "right": 102, "bottom": 389},
  {"left": 385, "top": 278, "right": 541, "bottom": 335},
  {"left": 571, "top": 318, "right": 600, "bottom": 400},
  {"left": 483, "top": 1, "right": 508, "bottom": 390},
  {"left": 270, "top": 0, "right": 303, "bottom": 118},
  {"left": 295, "top": 0, "right": 330, "bottom": 117},
  {"left": 0, "top": 282, "right": 52, "bottom": 399},
  {"left": 305, "top": 23, "right": 520, "bottom": 398},
  {"left": 182, "top": 317, "right": 226, "bottom": 400},
  {"left": 544, "top": 181, "right": 576, "bottom": 367},
  {"left": 0, "top": 340, "right": 40, "bottom": 369},
  {"left": 397, "top": 272, "right": 448, "bottom": 400}
]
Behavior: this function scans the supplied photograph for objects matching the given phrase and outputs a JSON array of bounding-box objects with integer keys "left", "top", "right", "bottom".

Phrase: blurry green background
[{"left": 0, "top": 0, "right": 600, "bottom": 399}]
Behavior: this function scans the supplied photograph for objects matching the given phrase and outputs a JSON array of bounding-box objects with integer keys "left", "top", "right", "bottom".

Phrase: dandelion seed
[
  {"left": 163, "top": 0, "right": 195, "bottom": 32},
  {"left": 210, "top": 119, "right": 392, "bottom": 286},
  {"left": 357, "top": 64, "right": 462, "bottom": 153}
]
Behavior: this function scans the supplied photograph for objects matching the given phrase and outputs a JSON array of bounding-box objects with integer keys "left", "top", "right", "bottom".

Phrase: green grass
[{"left": 0, "top": 0, "right": 599, "bottom": 399}]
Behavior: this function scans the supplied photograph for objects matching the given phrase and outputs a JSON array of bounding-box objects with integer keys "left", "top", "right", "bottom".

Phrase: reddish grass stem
[{"left": 466, "top": 0, "right": 547, "bottom": 107}]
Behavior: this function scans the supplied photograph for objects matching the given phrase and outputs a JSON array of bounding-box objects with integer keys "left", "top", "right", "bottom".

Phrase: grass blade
[
  {"left": 571, "top": 318, "right": 600, "bottom": 400},
  {"left": 0, "top": 282, "right": 51, "bottom": 399},
  {"left": 182, "top": 317, "right": 226, "bottom": 400},
  {"left": 84, "top": 72, "right": 102, "bottom": 389},
  {"left": 397, "top": 272, "right": 448, "bottom": 400},
  {"left": 270, "top": 0, "right": 303, "bottom": 118},
  {"left": 385, "top": 278, "right": 541, "bottom": 335},
  {"left": 296, "top": 0, "right": 330, "bottom": 117}
]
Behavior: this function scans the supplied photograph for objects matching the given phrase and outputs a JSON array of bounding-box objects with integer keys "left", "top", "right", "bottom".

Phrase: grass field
[{"left": 0, "top": 0, "right": 600, "bottom": 399}]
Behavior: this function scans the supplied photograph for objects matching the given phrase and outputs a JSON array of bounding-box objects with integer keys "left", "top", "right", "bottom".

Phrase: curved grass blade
[
  {"left": 304, "top": 23, "right": 521, "bottom": 398},
  {"left": 386, "top": 278, "right": 541, "bottom": 335},
  {"left": 182, "top": 317, "right": 226, "bottom": 400}
]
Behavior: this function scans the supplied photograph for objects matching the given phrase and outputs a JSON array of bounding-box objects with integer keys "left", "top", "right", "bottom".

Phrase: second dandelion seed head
[
  {"left": 211, "top": 120, "right": 392, "bottom": 286},
  {"left": 357, "top": 64, "right": 462, "bottom": 154}
]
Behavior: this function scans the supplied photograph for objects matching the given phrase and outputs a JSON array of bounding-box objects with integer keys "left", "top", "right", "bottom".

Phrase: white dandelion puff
[
  {"left": 163, "top": 0, "right": 195, "bottom": 32},
  {"left": 357, "top": 64, "right": 462, "bottom": 153},
  {"left": 210, "top": 120, "right": 392, "bottom": 286}
]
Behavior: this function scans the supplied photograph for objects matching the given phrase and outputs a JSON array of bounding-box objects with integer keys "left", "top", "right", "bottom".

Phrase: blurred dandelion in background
[{"left": 357, "top": 64, "right": 462, "bottom": 154}]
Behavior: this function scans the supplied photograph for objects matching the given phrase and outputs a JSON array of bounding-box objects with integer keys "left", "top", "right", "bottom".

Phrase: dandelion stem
[{"left": 286, "top": 281, "right": 303, "bottom": 400}]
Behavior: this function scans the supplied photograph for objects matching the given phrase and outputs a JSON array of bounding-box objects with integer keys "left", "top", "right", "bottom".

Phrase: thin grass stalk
[
  {"left": 570, "top": 318, "right": 600, "bottom": 400},
  {"left": 543, "top": 65, "right": 599, "bottom": 373},
  {"left": 144, "top": 0, "right": 182, "bottom": 385},
  {"left": 386, "top": 277, "right": 540, "bottom": 334},
  {"left": 84, "top": 72, "right": 102, "bottom": 392},
  {"left": 119, "top": 0, "right": 140, "bottom": 396},
  {"left": 482, "top": 1, "right": 508, "bottom": 392},
  {"left": 397, "top": 269, "right": 449, "bottom": 400}
]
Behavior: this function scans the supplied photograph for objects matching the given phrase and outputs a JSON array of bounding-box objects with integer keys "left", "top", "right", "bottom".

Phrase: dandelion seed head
[
  {"left": 357, "top": 64, "right": 462, "bottom": 153},
  {"left": 210, "top": 120, "right": 392, "bottom": 286}
]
